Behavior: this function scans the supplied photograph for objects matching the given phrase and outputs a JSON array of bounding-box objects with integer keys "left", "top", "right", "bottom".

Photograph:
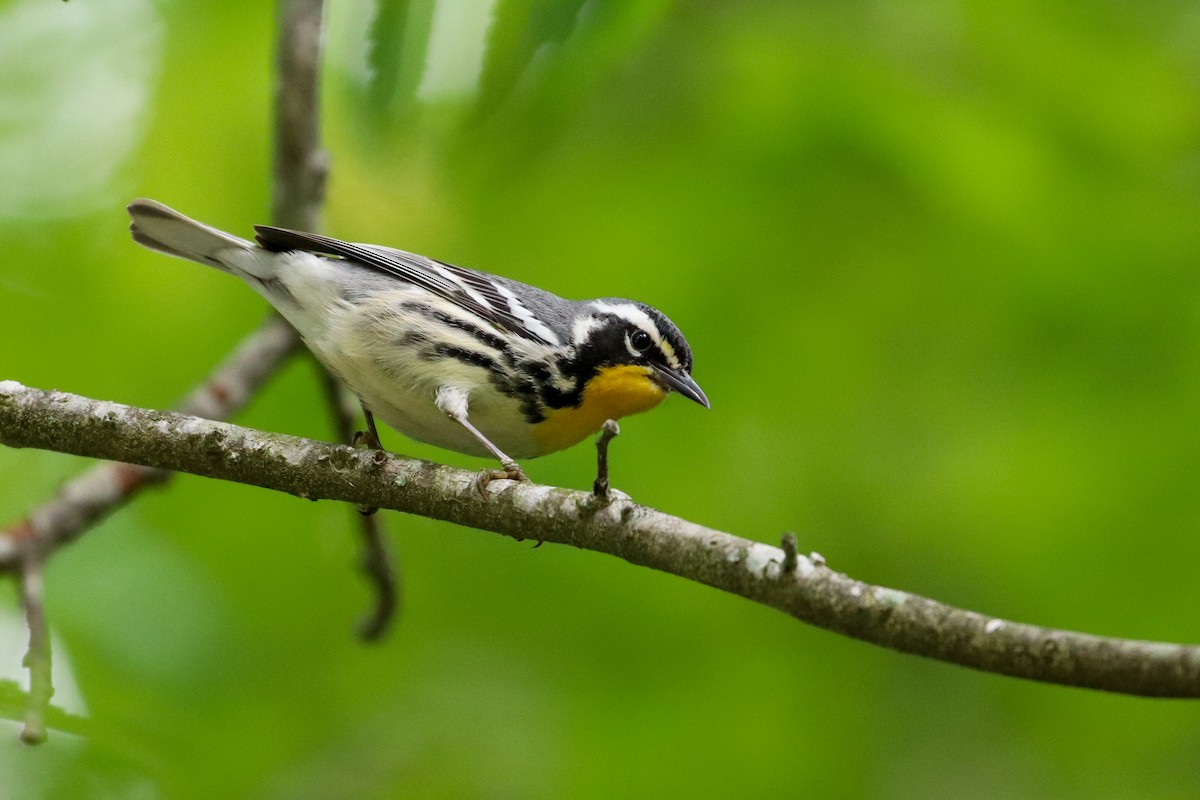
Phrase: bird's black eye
[{"left": 629, "top": 330, "right": 653, "bottom": 353}]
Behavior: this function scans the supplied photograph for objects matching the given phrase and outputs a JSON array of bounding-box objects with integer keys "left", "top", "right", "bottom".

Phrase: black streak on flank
[
  {"left": 427, "top": 344, "right": 504, "bottom": 378},
  {"left": 396, "top": 301, "right": 512, "bottom": 360}
]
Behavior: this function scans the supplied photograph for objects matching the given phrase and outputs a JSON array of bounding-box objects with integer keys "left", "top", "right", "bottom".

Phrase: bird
[{"left": 126, "top": 199, "right": 709, "bottom": 487}]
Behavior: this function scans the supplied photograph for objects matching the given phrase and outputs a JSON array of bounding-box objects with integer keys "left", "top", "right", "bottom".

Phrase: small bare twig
[
  {"left": 17, "top": 550, "right": 50, "bottom": 745},
  {"left": 780, "top": 533, "right": 798, "bottom": 573},
  {"left": 354, "top": 525, "right": 398, "bottom": 641},
  {"left": 0, "top": 681, "right": 88, "bottom": 738},
  {"left": 592, "top": 419, "right": 620, "bottom": 498}
]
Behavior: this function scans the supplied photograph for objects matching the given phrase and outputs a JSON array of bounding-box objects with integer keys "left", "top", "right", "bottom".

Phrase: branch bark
[{"left": 3, "top": 381, "right": 1197, "bottom": 699}]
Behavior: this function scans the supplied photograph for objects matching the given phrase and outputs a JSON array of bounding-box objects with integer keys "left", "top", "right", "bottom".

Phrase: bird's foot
[{"left": 474, "top": 461, "right": 528, "bottom": 497}]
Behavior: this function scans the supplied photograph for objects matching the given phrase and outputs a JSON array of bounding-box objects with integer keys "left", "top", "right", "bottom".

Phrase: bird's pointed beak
[{"left": 652, "top": 365, "right": 710, "bottom": 409}]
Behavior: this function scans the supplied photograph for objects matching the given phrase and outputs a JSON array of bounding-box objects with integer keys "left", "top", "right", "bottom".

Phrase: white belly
[{"left": 332, "top": 356, "right": 540, "bottom": 459}]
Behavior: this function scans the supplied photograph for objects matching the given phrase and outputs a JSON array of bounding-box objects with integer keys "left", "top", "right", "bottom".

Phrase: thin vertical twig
[
  {"left": 273, "top": 0, "right": 400, "bottom": 638},
  {"left": 18, "top": 550, "right": 51, "bottom": 745},
  {"left": 274, "top": 0, "right": 329, "bottom": 232}
]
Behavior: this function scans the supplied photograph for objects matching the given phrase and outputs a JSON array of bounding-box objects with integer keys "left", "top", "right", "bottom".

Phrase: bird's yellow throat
[{"left": 532, "top": 365, "right": 667, "bottom": 454}]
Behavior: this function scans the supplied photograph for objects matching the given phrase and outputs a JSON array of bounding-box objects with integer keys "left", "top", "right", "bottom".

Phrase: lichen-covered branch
[{"left": 2, "top": 380, "right": 1197, "bottom": 699}]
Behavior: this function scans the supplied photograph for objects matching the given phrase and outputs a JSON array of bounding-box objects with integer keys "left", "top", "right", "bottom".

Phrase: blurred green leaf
[
  {"left": 474, "top": 0, "right": 591, "bottom": 117},
  {"left": 467, "top": 0, "right": 672, "bottom": 155},
  {"left": 365, "top": 0, "right": 435, "bottom": 123}
]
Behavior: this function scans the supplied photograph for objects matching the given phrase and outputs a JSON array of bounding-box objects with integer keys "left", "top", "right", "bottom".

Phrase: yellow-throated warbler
[{"left": 127, "top": 200, "right": 708, "bottom": 482}]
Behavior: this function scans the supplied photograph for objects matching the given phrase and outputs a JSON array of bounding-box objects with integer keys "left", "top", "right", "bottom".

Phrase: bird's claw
[{"left": 474, "top": 462, "right": 528, "bottom": 497}]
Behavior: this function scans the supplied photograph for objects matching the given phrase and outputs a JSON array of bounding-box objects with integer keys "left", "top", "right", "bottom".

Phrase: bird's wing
[{"left": 254, "top": 225, "right": 559, "bottom": 345}]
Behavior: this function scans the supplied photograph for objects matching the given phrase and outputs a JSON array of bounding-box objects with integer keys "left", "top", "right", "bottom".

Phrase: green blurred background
[{"left": 3, "top": 0, "right": 1200, "bottom": 796}]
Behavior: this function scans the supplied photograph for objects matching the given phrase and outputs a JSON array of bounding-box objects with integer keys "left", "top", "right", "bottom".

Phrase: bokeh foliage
[{"left": 3, "top": 0, "right": 1200, "bottom": 796}]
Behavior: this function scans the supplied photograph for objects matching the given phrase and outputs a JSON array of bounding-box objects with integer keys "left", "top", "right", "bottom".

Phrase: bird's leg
[
  {"left": 436, "top": 386, "right": 527, "bottom": 495},
  {"left": 352, "top": 404, "right": 385, "bottom": 516},
  {"left": 353, "top": 405, "right": 384, "bottom": 452},
  {"left": 453, "top": 412, "right": 528, "bottom": 494}
]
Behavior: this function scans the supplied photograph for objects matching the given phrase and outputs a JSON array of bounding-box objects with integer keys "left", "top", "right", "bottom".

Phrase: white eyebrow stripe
[
  {"left": 590, "top": 301, "right": 660, "bottom": 343},
  {"left": 496, "top": 283, "right": 562, "bottom": 345},
  {"left": 592, "top": 300, "right": 683, "bottom": 370}
]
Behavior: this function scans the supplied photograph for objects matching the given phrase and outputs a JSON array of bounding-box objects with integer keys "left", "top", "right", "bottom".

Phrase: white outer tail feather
[{"left": 127, "top": 199, "right": 255, "bottom": 274}]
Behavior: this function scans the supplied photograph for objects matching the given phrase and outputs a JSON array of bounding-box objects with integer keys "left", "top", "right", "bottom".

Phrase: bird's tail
[{"left": 127, "top": 199, "right": 254, "bottom": 273}]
